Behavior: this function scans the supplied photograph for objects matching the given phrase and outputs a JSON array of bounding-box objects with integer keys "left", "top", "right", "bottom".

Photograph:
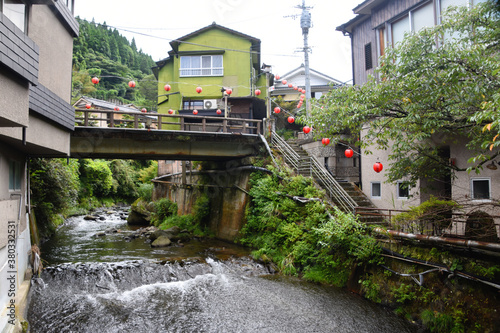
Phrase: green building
[{"left": 153, "top": 23, "right": 271, "bottom": 120}]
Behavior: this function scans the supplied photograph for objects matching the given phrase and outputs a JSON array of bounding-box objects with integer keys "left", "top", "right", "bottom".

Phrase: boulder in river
[
  {"left": 127, "top": 199, "right": 154, "bottom": 226},
  {"left": 151, "top": 236, "right": 171, "bottom": 247}
]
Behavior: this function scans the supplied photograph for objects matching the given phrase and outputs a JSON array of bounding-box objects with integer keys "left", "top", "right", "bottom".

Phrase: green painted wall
[{"left": 157, "top": 27, "right": 268, "bottom": 118}]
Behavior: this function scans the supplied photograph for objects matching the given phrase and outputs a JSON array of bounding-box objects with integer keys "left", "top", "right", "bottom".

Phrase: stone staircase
[{"left": 284, "top": 137, "right": 385, "bottom": 225}]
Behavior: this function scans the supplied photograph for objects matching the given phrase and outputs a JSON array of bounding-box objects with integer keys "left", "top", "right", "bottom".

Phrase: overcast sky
[{"left": 75, "top": 1, "right": 357, "bottom": 83}]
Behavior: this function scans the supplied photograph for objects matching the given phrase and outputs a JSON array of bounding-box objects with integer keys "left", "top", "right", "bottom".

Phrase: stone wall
[{"left": 153, "top": 167, "right": 253, "bottom": 241}]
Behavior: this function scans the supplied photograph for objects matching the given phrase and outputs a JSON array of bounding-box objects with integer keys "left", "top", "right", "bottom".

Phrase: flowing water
[{"left": 28, "top": 207, "right": 418, "bottom": 333}]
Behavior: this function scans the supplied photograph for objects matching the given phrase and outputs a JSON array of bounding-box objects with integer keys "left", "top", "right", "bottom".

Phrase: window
[
  {"left": 182, "top": 99, "right": 203, "bottom": 110},
  {"left": 391, "top": 15, "right": 410, "bottom": 46},
  {"left": 9, "top": 160, "right": 22, "bottom": 191},
  {"left": 397, "top": 181, "right": 409, "bottom": 199},
  {"left": 371, "top": 182, "right": 381, "bottom": 198},
  {"left": 411, "top": 1, "right": 435, "bottom": 32},
  {"left": 2, "top": 0, "right": 27, "bottom": 32},
  {"left": 65, "top": 0, "right": 74, "bottom": 14},
  {"left": 364, "top": 43, "right": 373, "bottom": 70},
  {"left": 180, "top": 55, "right": 223, "bottom": 77},
  {"left": 378, "top": 28, "right": 386, "bottom": 57},
  {"left": 471, "top": 178, "right": 490, "bottom": 200}
]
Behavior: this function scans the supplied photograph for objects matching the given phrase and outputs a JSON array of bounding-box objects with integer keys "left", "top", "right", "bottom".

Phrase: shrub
[
  {"left": 392, "top": 196, "right": 461, "bottom": 235},
  {"left": 152, "top": 198, "right": 178, "bottom": 226},
  {"left": 137, "top": 183, "right": 153, "bottom": 202},
  {"left": 79, "top": 159, "right": 114, "bottom": 197}
]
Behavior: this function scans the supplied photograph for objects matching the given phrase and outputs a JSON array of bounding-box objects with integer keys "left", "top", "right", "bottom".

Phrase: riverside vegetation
[{"left": 29, "top": 158, "right": 157, "bottom": 239}]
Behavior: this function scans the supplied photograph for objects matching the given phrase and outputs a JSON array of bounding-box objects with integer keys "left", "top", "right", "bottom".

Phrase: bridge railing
[{"left": 74, "top": 108, "right": 262, "bottom": 135}]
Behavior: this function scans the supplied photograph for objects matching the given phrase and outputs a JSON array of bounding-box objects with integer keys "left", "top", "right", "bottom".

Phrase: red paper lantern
[
  {"left": 301, "top": 94, "right": 305, "bottom": 99},
  {"left": 193, "top": 109, "right": 198, "bottom": 115},
  {"left": 298, "top": 88, "right": 303, "bottom": 93},
  {"left": 288, "top": 83, "right": 293, "bottom": 88},
  {"left": 322, "top": 138, "right": 330, "bottom": 145},
  {"left": 297, "top": 103, "right": 302, "bottom": 108},
  {"left": 282, "top": 79, "right": 287, "bottom": 85},
  {"left": 275, "top": 74, "right": 280, "bottom": 80},
  {"left": 164, "top": 84, "right": 171, "bottom": 91},
  {"left": 225, "top": 88, "right": 232, "bottom": 95},
  {"left": 255, "top": 89, "right": 261, "bottom": 96},
  {"left": 85, "top": 103, "right": 91, "bottom": 109},
  {"left": 287, "top": 116, "right": 295, "bottom": 124},
  {"left": 274, "top": 107, "right": 281, "bottom": 114},
  {"left": 303, "top": 126, "right": 311, "bottom": 134},
  {"left": 168, "top": 109, "right": 174, "bottom": 114},
  {"left": 114, "top": 106, "right": 120, "bottom": 111},
  {"left": 216, "top": 109, "right": 222, "bottom": 115},
  {"left": 373, "top": 162, "right": 383, "bottom": 173},
  {"left": 141, "top": 108, "right": 147, "bottom": 113},
  {"left": 196, "top": 86, "right": 202, "bottom": 93},
  {"left": 345, "top": 148, "right": 354, "bottom": 158},
  {"left": 91, "top": 77, "right": 99, "bottom": 84},
  {"left": 293, "top": 86, "right": 298, "bottom": 90},
  {"left": 128, "top": 81, "right": 136, "bottom": 88}
]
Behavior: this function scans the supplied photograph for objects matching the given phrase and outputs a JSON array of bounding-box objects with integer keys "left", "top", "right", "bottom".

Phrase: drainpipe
[{"left": 375, "top": 228, "right": 500, "bottom": 252}]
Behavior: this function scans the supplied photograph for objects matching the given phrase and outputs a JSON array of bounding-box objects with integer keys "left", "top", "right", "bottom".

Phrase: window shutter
[{"left": 365, "top": 43, "right": 373, "bottom": 70}]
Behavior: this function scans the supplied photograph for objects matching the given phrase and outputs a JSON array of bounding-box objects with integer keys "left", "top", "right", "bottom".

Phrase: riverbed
[{"left": 27, "top": 207, "right": 418, "bottom": 332}]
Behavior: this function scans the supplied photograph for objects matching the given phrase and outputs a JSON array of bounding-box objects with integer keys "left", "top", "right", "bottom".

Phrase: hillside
[{"left": 72, "top": 18, "right": 158, "bottom": 110}]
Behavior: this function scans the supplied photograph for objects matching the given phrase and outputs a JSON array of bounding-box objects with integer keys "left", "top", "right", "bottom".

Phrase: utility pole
[{"left": 299, "top": 0, "right": 312, "bottom": 118}]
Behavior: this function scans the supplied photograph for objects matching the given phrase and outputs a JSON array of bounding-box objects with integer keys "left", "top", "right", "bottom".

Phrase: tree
[{"left": 303, "top": 2, "right": 499, "bottom": 188}]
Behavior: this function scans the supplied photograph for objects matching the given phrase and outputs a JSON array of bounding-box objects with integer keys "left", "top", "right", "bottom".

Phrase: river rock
[
  {"left": 149, "top": 229, "right": 174, "bottom": 241},
  {"left": 151, "top": 236, "right": 171, "bottom": 247},
  {"left": 164, "top": 226, "right": 181, "bottom": 235},
  {"left": 127, "top": 199, "right": 154, "bottom": 226},
  {"left": 92, "top": 231, "right": 106, "bottom": 237},
  {"left": 84, "top": 215, "right": 98, "bottom": 221}
]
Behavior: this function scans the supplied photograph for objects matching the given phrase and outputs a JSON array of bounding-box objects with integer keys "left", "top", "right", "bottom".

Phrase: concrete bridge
[{"left": 71, "top": 108, "right": 266, "bottom": 160}]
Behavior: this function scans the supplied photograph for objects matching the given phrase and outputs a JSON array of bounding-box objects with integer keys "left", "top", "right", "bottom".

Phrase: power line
[{"left": 83, "top": 19, "right": 300, "bottom": 59}]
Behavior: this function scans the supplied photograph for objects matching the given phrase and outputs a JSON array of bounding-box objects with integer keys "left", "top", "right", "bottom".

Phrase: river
[{"left": 27, "top": 206, "right": 418, "bottom": 333}]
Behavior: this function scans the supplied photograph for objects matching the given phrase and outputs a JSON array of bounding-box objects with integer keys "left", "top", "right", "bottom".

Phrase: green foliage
[
  {"left": 137, "top": 183, "right": 153, "bottom": 202},
  {"left": 151, "top": 198, "right": 178, "bottom": 227},
  {"left": 109, "top": 159, "right": 139, "bottom": 199},
  {"left": 359, "top": 276, "right": 382, "bottom": 303},
  {"left": 72, "top": 18, "right": 157, "bottom": 109},
  {"left": 392, "top": 283, "right": 417, "bottom": 304},
  {"left": 157, "top": 193, "right": 212, "bottom": 237},
  {"left": 314, "top": 208, "right": 382, "bottom": 264},
  {"left": 30, "top": 158, "right": 80, "bottom": 234},
  {"left": 392, "top": 196, "right": 460, "bottom": 234},
  {"left": 239, "top": 170, "right": 381, "bottom": 284},
  {"left": 421, "top": 309, "right": 463, "bottom": 333},
  {"left": 79, "top": 159, "right": 114, "bottom": 197},
  {"left": 303, "top": 2, "right": 500, "bottom": 187},
  {"left": 138, "top": 161, "right": 158, "bottom": 183}
]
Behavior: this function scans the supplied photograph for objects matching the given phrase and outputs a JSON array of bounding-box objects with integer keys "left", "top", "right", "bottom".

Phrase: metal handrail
[
  {"left": 271, "top": 131, "right": 357, "bottom": 212},
  {"left": 308, "top": 155, "right": 358, "bottom": 212},
  {"left": 271, "top": 132, "right": 301, "bottom": 171}
]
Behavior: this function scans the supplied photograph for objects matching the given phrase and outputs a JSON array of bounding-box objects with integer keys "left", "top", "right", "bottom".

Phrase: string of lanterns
[{"left": 90, "top": 74, "right": 383, "bottom": 173}]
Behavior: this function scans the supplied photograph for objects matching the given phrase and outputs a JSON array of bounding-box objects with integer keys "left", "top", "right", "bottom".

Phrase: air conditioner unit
[{"left": 204, "top": 99, "right": 217, "bottom": 109}]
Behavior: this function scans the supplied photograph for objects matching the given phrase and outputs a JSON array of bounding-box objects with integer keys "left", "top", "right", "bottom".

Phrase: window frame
[
  {"left": 371, "top": 181, "right": 381, "bottom": 199},
  {"left": 9, "top": 160, "right": 23, "bottom": 192},
  {"left": 397, "top": 181, "right": 410, "bottom": 199},
  {"left": 470, "top": 178, "right": 491, "bottom": 201},
  {"left": 182, "top": 99, "right": 204, "bottom": 110},
  {"left": 179, "top": 55, "right": 224, "bottom": 77},
  {"left": 1, "top": 0, "right": 28, "bottom": 33}
]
